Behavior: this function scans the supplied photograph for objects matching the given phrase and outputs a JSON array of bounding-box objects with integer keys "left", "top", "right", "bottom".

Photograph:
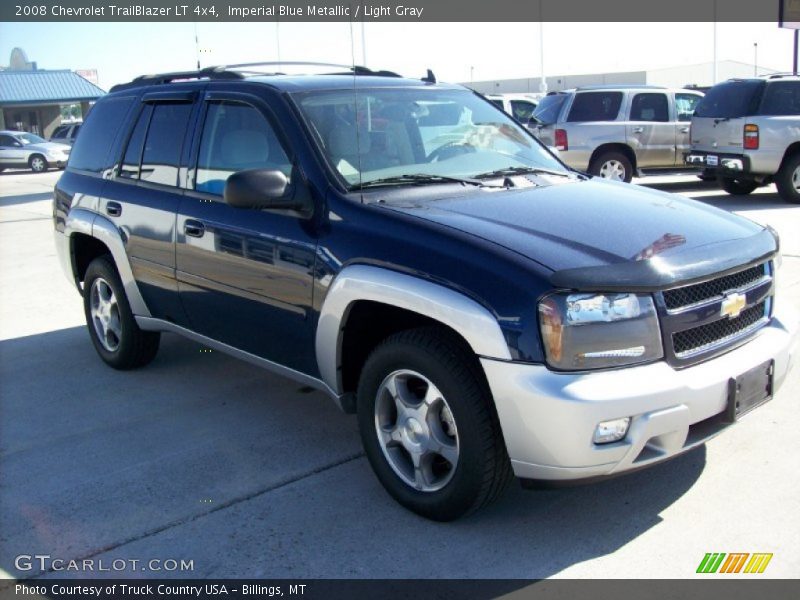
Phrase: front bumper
[{"left": 483, "top": 303, "right": 798, "bottom": 482}]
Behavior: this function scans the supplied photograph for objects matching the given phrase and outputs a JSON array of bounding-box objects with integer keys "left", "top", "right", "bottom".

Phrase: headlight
[{"left": 538, "top": 292, "right": 663, "bottom": 370}]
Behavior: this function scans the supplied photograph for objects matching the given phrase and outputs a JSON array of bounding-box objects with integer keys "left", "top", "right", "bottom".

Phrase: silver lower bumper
[{"left": 483, "top": 303, "right": 799, "bottom": 481}]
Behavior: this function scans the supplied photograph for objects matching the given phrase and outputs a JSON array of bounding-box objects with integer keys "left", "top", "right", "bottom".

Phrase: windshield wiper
[
  {"left": 473, "top": 166, "right": 572, "bottom": 180},
  {"left": 351, "top": 173, "right": 493, "bottom": 190}
]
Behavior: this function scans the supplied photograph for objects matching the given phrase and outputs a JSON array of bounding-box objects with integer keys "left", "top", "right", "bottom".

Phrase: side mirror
[{"left": 224, "top": 169, "right": 312, "bottom": 215}]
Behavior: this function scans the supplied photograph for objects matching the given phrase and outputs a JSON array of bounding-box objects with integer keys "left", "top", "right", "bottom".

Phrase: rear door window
[
  {"left": 567, "top": 92, "right": 623, "bottom": 122},
  {"left": 694, "top": 80, "right": 764, "bottom": 118},
  {"left": 140, "top": 103, "right": 193, "bottom": 186},
  {"left": 119, "top": 105, "right": 152, "bottom": 179},
  {"left": 630, "top": 93, "right": 669, "bottom": 122},
  {"left": 675, "top": 93, "right": 702, "bottom": 121},
  {"left": 510, "top": 100, "right": 537, "bottom": 122},
  {"left": 759, "top": 81, "right": 800, "bottom": 116}
]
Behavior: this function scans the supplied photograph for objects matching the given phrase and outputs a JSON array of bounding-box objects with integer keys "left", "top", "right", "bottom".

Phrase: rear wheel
[
  {"left": 589, "top": 151, "right": 633, "bottom": 183},
  {"left": 83, "top": 255, "right": 160, "bottom": 369},
  {"left": 775, "top": 153, "right": 800, "bottom": 204},
  {"left": 356, "top": 327, "right": 512, "bottom": 521},
  {"left": 29, "top": 155, "right": 48, "bottom": 173},
  {"left": 719, "top": 176, "right": 758, "bottom": 196}
]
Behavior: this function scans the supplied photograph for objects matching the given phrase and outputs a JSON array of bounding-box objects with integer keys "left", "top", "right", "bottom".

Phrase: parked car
[
  {"left": 53, "top": 64, "right": 797, "bottom": 521},
  {"left": 0, "top": 130, "right": 71, "bottom": 173},
  {"left": 530, "top": 85, "right": 704, "bottom": 182},
  {"left": 686, "top": 74, "right": 800, "bottom": 203},
  {"left": 485, "top": 93, "right": 540, "bottom": 124},
  {"left": 49, "top": 122, "right": 82, "bottom": 146}
]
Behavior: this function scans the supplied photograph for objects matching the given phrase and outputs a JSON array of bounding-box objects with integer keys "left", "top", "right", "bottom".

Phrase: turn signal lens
[{"left": 539, "top": 297, "right": 563, "bottom": 362}]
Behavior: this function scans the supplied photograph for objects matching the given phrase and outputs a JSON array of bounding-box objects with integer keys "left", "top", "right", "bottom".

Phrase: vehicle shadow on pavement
[
  {"left": 0, "top": 325, "right": 705, "bottom": 581},
  {"left": 0, "top": 192, "right": 53, "bottom": 207}
]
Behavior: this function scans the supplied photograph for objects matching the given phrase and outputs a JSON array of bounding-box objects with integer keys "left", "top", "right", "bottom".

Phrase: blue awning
[{"left": 0, "top": 70, "right": 105, "bottom": 106}]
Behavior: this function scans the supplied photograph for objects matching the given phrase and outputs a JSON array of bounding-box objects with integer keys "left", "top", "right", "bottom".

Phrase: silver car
[
  {"left": 0, "top": 130, "right": 71, "bottom": 173},
  {"left": 49, "top": 123, "right": 82, "bottom": 146},
  {"left": 686, "top": 74, "right": 800, "bottom": 203},
  {"left": 531, "top": 85, "right": 704, "bottom": 182}
]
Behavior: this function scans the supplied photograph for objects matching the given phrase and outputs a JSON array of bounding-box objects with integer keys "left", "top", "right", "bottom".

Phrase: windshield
[
  {"left": 17, "top": 133, "right": 46, "bottom": 145},
  {"left": 531, "top": 94, "right": 568, "bottom": 125},
  {"left": 296, "top": 88, "right": 566, "bottom": 188},
  {"left": 694, "top": 80, "right": 764, "bottom": 119}
]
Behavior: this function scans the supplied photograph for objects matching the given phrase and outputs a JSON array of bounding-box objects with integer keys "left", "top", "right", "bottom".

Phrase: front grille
[
  {"left": 672, "top": 301, "right": 767, "bottom": 357},
  {"left": 663, "top": 264, "right": 766, "bottom": 310}
]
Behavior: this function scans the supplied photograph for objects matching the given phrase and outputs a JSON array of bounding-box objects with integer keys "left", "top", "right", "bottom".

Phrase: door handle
[
  {"left": 632, "top": 127, "right": 644, "bottom": 134},
  {"left": 184, "top": 220, "right": 205, "bottom": 238},
  {"left": 106, "top": 201, "right": 122, "bottom": 217},
  {"left": 680, "top": 126, "right": 690, "bottom": 133}
]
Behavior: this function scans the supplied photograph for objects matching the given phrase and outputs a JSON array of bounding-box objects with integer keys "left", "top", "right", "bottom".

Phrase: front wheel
[
  {"left": 83, "top": 255, "right": 160, "bottom": 369},
  {"left": 775, "top": 153, "right": 800, "bottom": 204},
  {"left": 719, "top": 176, "right": 758, "bottom": 196},
  {"left": 29, "top": 155, "right": 48, "bottom": 173},
  {"left": 589, "top": 151, "right": 633, "bottom": 183},
  {"left": 356, "top": 327, "right": 512, "bottom": 521}
]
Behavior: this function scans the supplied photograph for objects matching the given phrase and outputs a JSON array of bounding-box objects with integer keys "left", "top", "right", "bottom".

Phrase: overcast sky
[{"left": 0, "top": 21, "right": 794, "bottom": 90}]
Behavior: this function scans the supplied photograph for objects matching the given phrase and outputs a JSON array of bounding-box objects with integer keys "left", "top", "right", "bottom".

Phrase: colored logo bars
[{"left": 696, "top": 552, "right": 773, "bottom": 574}]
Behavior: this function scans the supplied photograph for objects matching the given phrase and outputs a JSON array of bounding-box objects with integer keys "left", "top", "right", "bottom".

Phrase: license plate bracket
[
  {"left": 706, "top": 155, "right": 719, "bottom": 167},
  {"left": 725, "top": 359, "right": 774, "bottom": 422}
]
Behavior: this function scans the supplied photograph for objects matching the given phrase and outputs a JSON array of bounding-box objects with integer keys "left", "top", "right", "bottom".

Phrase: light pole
[
  {"left": 754, "top": 42, "right": 758, "bottom": 76},
  {"left": 470, "top": 66, "right": 474, "bottom": 86},
  {"left": 539, "top": 4, "right": 547, "bottom": 94}
]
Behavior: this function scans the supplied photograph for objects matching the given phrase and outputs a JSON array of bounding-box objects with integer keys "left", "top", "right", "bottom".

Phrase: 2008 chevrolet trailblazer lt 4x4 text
[{"left": 53, "top": 63, "right": 798, "bottom": 521}]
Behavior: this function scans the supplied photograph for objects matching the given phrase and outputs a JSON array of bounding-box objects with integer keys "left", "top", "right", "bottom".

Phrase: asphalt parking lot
[{"left": 0, "top": 170, "right": 798, "bottom": 582}]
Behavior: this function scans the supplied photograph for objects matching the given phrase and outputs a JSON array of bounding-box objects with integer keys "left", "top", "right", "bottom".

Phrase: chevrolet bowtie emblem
[{"left": 721, "top": 292, "right": 747, "bottom": 319}]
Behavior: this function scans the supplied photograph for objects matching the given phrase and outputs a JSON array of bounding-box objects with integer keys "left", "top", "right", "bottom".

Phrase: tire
[
  {"left": 589, "top": 150, "right": 633, "bottom": 183},
  {"left": 775, "top": 153, "right": 800, "bottom": 204},
  {"left": 356, "top": 327, "right": 513, "bottom": 521},
  {"left": 83, "top": 255, "right": 160, "bottom": 369},
  {"left": 719, "top": 176, "right": 758, "bottom": 196},
  {"left": 29, "top": 154, "right": 48, "bottom": 173}
]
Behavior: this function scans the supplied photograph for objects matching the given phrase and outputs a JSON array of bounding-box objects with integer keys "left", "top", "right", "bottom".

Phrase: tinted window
[
  {"left": 759, "top": 81, "right": 800, "bottom": 116},
  {"left": 196, "top": 101, "right": 291, "bottom": 196},
  {"left": 69, "top": 96, "right": 135, "bottom": 173},
  {"left": 51, "top": 125, "right": 68, "bottom": 138},
  {"left": 489, "top": 99, "right": 504, "bottom": 109},
  {"left": 511, "top": 100, "right": 537, "bottom": 122},
  {"left": 676, "top": 93, "right": 702, "bottom": 121},
  {"left": 532, "top": 94, "right": 567, "bottom": 125},
  {"left": 568, "top": 92, "right": 623, "bottom": 122},
  {"left": 694, "top": 80, "right": 764, "bottom": 118},
  {"left": 140, "top": 103, "right": 192, "bottom": 186},
  {"left": 630, "top": 93, "right": 669, "bottom": 122},
  {"left": 0, "top": 134, "right": 18, "bottom": 146},
  {"left": 119, "top": 104, "right": 152, "bottom": 180}
]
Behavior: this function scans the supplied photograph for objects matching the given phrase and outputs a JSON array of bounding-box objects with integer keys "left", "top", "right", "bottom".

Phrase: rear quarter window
[
  {"left": 68, "top": 96, "right": 135, "bottom": 173},
  {"left": 567, "top": 92, "right": 623, "bottom": 122},
  {"left": 759, "top": 81, "right": 800, "bottom": 116}
]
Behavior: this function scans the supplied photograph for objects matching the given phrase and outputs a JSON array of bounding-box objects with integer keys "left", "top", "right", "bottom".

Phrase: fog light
[{"left": 593, "top": 417, "right": 631, "bottom": 444}]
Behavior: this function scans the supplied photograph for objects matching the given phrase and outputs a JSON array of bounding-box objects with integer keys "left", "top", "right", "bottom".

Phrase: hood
[{"left": 382, "top": 178, "right": 775, "bottom": 290}]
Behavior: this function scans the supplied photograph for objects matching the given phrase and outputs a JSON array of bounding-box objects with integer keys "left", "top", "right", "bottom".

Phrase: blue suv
[{"left": 53, "top": 63, "right": 798, "bottom": 520}]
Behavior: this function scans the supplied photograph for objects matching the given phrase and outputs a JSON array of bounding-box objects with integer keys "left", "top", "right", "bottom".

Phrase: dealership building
[
  {"left": 465, "top": 60, "right": 776, "bottom": 95},
  {"left": 0, "top": 48, "right": 105, "bottom": 137}
]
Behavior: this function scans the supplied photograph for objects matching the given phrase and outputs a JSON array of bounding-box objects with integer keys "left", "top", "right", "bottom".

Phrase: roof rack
[
  {"left": 110, "top": 62, "right": 405, "bottom": 92},
  {"left": 110, "top": 66, "right": 243, "bottom": 91},
  {"left": 766, "top": 72, "right": 800, "bottom": 79},
  {"left": 575, "top": 84, "right": 667, "bottom": 91}
]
